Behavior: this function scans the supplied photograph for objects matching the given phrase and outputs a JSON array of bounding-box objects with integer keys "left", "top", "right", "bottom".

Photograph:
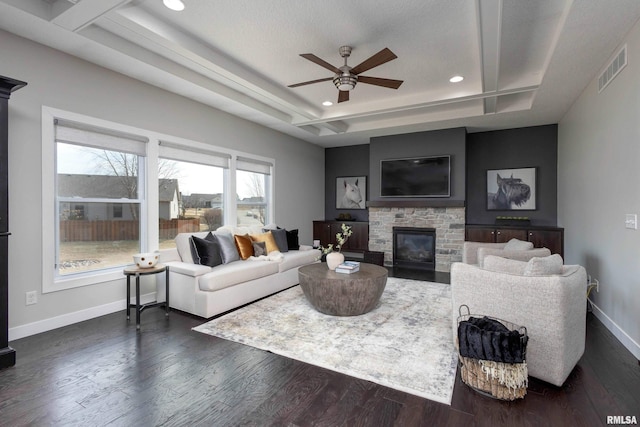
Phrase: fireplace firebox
[{"left": 393, "top": 227, "right": 436, "bottom": 270}]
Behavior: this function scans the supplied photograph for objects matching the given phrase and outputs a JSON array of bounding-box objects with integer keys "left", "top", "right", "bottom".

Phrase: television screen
[{"left": 380, "top": 155, "right": 450, "bottom": 197}]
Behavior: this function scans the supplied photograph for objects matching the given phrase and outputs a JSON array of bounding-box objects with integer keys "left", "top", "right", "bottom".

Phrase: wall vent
[{"left": 598, "top": 45, "right": 627, "bottom": 93}]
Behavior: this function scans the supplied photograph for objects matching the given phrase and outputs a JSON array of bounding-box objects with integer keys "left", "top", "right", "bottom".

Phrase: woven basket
[{"left": 457, "top": 305, "right": 528, "bottom": 400}]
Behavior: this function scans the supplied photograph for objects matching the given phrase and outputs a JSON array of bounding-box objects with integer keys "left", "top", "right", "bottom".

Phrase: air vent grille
[{"left": 598, "top": 45, "right": 627, "bottom": 93}]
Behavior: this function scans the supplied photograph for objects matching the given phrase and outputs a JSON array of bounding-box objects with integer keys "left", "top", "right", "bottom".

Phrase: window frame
[{"left": 42, "top": 106, "right": 275, "bottom": 293}]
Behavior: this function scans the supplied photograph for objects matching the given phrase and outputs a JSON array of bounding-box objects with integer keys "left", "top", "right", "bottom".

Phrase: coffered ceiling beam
[
  {"left": 476, "top": 0, "right": 502, "bottom": 115},
  {"left": 51, "top": 0, "right": 132, "bottom": 32}
]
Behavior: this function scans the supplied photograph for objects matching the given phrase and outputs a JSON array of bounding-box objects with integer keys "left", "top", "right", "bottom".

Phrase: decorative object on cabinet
[
  {"left": 313, "top": 221, "right": 369, "bottom": 253},
  {"left": 337, "top": 176, "right": 366, "bottom": 209},
  {"left": 487, "top": 168, "right": 536, "bottom": 210}
]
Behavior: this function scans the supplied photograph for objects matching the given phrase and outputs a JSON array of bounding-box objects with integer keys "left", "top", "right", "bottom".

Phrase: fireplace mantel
[{"left": 367, "top": 200, "right": 465, "bottom": 208}]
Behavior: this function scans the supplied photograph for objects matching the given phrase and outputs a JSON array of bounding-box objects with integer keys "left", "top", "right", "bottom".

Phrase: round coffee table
[{"left": 298, "top": 263, "right": 388, "bottom": 316}]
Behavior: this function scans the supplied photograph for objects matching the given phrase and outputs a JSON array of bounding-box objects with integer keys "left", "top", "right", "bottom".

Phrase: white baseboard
[
  {"left": 9, "top": 292, "right": 157, "bottom": 341},
  {"left": 589, "top": 298, "right": 640, "bottom": 360}
]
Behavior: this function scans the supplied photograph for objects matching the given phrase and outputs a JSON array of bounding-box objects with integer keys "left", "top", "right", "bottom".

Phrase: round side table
[{"left": 123, "top": 264, "right": 170, "bottom": 330}]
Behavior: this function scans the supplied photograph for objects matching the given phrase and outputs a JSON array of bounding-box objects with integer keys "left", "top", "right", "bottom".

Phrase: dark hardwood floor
[{"left": 2, "top": 274, "right": 639, "bottom": 426}]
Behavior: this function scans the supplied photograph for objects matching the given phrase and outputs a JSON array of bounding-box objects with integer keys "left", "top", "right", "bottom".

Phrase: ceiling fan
[{"left": 288, "top": 46, "right": 403, "bottom": 103}]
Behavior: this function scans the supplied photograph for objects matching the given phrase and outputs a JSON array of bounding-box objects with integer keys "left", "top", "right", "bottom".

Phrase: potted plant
[{"left": 320, "top": 223, "right": 353, "bottom": 270}]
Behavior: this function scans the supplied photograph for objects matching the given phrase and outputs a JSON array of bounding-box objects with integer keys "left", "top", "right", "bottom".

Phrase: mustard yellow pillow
[
  {"left": 249, "top": 231, "right": 279, "bottom": 254},
  {"left": 233, "top": 234, "right": 254, "bottom": 260}
]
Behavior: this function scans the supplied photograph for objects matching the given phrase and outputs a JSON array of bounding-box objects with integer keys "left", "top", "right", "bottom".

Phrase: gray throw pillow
[
  {"left": 524, "top": 254, "right": 564, "bottom": 276},
  {"left": 213, "top": 233, "right": 241, "bottom": 264},
  {"left": 252, "top": 241, "right": 267, "bottom": 257},
  {"left": 189, "top": 233, "right": 223, "bottom": 267},
  {"left": 264, "top": 228, "right": 288, "bottom": 252},
  {"left": 503, "top": 238, "right": 534, "bottom": 251},
  {"left": 482, "top": 255, "right": 528, "bottom": 275}
]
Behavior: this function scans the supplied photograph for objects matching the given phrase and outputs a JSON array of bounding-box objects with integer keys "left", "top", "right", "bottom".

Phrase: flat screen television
[{"left": 380, "top": 155, "right": 450, "bottom": 197}]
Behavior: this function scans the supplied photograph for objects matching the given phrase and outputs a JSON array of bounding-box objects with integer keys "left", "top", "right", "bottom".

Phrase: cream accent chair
[
  {"left": 463, "top": 240, "right": 552, "bottom": 266},
  {"left": 451, "top": 257, "right": 588, "bottom": 387}
]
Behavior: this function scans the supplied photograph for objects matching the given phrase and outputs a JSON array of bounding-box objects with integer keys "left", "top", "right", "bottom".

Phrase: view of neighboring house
[
  {"left": 181, "top": 193, "right": 223, "bottom": 211},
  {"left": 58, "top": 175, "right": 180, "bottom": 221}
]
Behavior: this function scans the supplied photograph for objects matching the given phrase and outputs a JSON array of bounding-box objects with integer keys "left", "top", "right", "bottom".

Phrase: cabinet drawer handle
[
  {"left": 497, "top": 231, "right": 501, "bottom": 235},
  {"left": 529, "top": 232, "right": 533, "bottom": 236}
]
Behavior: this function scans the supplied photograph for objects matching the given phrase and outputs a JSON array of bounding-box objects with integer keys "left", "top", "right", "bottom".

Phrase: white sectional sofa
[{"left": 157, "top": 225, "right": 320, "bottom": 318}]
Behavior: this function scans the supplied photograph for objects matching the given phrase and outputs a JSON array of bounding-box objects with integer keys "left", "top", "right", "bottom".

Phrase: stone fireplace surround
[{"left": 367, "top": 203, "right": 465, "bottom": 272}]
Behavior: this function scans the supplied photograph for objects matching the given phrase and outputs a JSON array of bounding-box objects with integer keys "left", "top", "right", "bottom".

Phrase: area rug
[{"left": 193, "top": 277, "right": 458, "bottom": 404}]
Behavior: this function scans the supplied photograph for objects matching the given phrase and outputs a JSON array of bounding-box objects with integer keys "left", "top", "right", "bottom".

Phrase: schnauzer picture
[{"left": 487, "top": 168, "right": 536, "bottom": 210}]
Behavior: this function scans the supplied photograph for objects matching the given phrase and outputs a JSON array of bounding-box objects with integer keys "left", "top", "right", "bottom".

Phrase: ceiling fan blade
[
  {"left": 358, "top": 76, "right": 404, "bottom": 89},
  {"left": 299, "top": 53, "right": 342, "bottom": 74},
  {"left": 350, "top": 48, "right": 397, "bottom": 75},
  {"left": 288, "top": 77, "right": 333, "bottom": 88},
  {"left": 338, "top": 90, "right": 349, "bottom": 103}
]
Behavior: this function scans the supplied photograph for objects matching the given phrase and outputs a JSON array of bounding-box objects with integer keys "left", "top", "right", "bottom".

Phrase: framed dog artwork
[
  {"left": 487, "top": 168, "right": 536, "bottom": 210},
  {"left": 336, "top": 176, "right": 366, "bottom": 209}
]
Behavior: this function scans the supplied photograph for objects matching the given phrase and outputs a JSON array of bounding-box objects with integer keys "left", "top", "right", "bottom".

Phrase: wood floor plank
[{"left": 1, "top": 284, "right": 638, "bottom": 426}]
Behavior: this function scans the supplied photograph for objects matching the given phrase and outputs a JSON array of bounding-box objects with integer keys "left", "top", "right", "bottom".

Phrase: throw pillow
[
  {"left": 234, "top": 234, "right": 254, "bottom": 260},
  {"left": 213, "top": 233, "right": 241, "bottom": 264},
  {"left": 263, "top": 227, "right": 288, "bottom": 252},
  {"left": 523, "top": 254, "right": 564, "bottom": 276},
  {"left": 503, "top": 238, "right": 534, "bottom": 251},
  {"left": 252, "top": 241, "right": 267, "bottom": 257},
  {"left": 189, "top": 233, "right": 223, "bottom": 267},
  {"left": 285, "top": 229, "right": 300, "bottom": 250},
  {"left": 249, "top": 231, "right": 279, "bottom": 253},
  {"left": 482, "top": 255, "right": 528, "bottom": 275}
]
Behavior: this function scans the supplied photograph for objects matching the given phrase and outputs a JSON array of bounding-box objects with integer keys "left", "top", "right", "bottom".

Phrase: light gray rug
[{"left": 193, "top": 277, "right": 458, "bottom": 404}]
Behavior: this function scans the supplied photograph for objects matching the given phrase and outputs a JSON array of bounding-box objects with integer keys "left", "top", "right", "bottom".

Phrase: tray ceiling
[{"left": 1, "top": 0, "right": 640, "bottom": 147}]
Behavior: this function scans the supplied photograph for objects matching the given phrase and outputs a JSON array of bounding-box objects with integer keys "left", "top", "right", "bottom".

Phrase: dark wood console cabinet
[
  {"left": 313, "top": 221, "right": 369, "bottom": 253},
  {"left": 465, "top": 224, "right": 564, "bottom": 258}
]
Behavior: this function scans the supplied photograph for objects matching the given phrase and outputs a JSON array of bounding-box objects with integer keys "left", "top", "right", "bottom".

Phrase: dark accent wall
[
  {"left": 369, "top": 128, "right": 467, "bottom": 203},
  {"left": 466, "top": 124, "right": 558, "bottom": 226},
  {"left": 324, "top": 144, "right": 370, "bottom": 222}
]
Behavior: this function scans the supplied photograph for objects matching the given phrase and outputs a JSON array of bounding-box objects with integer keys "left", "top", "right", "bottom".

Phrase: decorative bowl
[{"left": 133, "top": 252, "right": 159, "bottom": 268}]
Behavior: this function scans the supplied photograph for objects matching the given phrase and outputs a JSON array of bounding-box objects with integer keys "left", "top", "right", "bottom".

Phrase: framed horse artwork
[
  {"left": 336, "top": 176, "right": 366, "bottom": 209},
  {"left": 487, "top": 168, "right": 536, "bottom": 210}
]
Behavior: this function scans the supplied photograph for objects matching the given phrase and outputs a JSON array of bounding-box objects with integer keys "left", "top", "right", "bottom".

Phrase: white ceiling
[{"left": 1, "top": 0, "right": 640, "bottom": 147}]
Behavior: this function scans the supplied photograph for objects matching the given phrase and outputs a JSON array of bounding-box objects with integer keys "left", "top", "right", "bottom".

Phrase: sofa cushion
[
  {"left": 482, "top": 255, "right": 528, "bottom": 275},
  {"left": 286, "top": 229, "right": 300, "bottom": 250},
  {"left": 524, "top": 254, "right": 564, "bottom": 276},
  {"left": 278, "top": 249, "right": 321, "bottom": 273},
  {"left": 252, "top": 241, "right": 267, "bottom": 257},
  {"left": 264, "top": 228, "right": 289, "bottom": 252},
  {"left": 189, "top": 233, "right": 223, "bottom": 267},
  {"left": 234, "top": 234, "right": 254, "bottom": 260},
  {"left": 213, "top": 233, "right": 241, "bottom": 264},
  {"left": 250, "top": 231, "right": 279, "bottom": 253},
  {"left": 503, "top": 238, "right": 534, "bottom": 251},
  {"left": 198, "top": 259, "right": 279, "bottom": 291},
  {"left": 176, "top": 231, "right": 210, "bottom": 263}
]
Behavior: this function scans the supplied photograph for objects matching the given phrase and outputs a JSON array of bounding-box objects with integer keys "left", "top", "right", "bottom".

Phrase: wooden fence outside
[{"left": 60, "top": 218, "right": 201, "bottom": 241}]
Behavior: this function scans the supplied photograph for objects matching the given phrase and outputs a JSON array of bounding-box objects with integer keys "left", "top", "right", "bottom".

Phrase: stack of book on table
[{"left": 335, "top": 261, "right": 360, "bottom": 274}]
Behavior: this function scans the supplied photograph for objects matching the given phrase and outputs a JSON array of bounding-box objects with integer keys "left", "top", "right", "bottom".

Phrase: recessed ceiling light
[
  {"left": 322, "top": 101, "right": 333, "bottom": 106},
  {"left": 163, "top": 0, "right": 185, "bottom": 11},
  {"left": 449, "top": 75, "right": 464, "bottom": 83}
]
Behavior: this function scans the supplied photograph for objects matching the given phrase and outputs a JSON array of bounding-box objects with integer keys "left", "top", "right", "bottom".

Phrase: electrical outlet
[
  {"left": 26, "top": 291, "right": 37, "bottom": 305},
  {"left": 625, "top": 214, "right": 637, "bottom": 229}
]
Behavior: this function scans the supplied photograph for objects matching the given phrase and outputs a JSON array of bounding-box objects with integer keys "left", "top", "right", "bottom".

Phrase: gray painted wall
[
  {"left": 466, "top": 125, "right": 558, "bottom": 226},
  {"left": 558, "top": 19, "right": 640, "bottom": 359},
  {"left": 324, "top": 144, "right": 370, "bottom": 222},
  {"left": 369, "top": 128, "right": 466, "bottom": 203},
  {"left": 2, "top": 30, "right": 324, "bottom": 333}
]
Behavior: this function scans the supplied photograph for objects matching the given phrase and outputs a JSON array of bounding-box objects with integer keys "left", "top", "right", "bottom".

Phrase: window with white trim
[
  {"left": 236, "top": 157, "right": 272, "bottom": 226},
  {"left": 54, "top": 120, "right": 147, "bottom": 277}
]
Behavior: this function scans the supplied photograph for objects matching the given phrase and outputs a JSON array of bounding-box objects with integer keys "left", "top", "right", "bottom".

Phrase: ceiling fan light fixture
[
  {"left": 163, "top": 0, "right": 185, "bottom": 11},
  {"left": 333, "top": 74, "right": 357, "bottom": 91}
]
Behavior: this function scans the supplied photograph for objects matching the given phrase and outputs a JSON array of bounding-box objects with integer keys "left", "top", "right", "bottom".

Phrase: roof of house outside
[{"left": 58, "top": 174, "right": 179, "bottom": 202}]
